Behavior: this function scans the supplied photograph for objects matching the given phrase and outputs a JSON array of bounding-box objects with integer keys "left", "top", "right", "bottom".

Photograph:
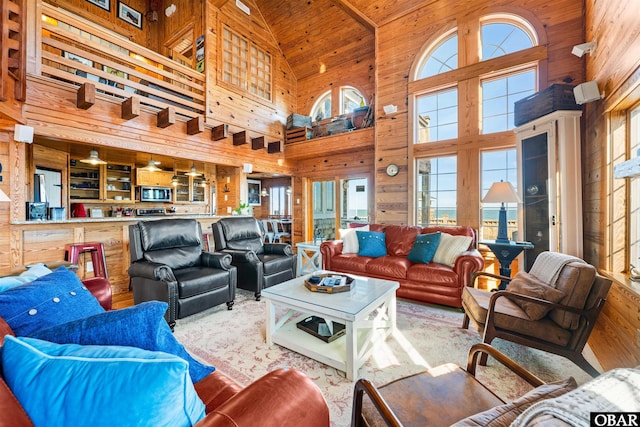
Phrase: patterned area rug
[{"left": 174, "top": 289, "right": 593, "bottom": 427}]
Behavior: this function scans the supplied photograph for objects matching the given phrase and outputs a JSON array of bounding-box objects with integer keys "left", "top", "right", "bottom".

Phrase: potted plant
[{"left": 234, "top": 201, "right": 251, "bottom": 216}]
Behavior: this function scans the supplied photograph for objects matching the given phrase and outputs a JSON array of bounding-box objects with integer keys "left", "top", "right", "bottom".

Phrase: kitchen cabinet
[
  {"left": 515, "top": 110, "right": 583, "bottom": 271},
  {"left": 173, "top": 171, "right": 206, "bottom": 203},
  {"left": 69, "top": 159, "right": 101, "bottom": 201},
  {"left": 105, "top": 163, "right": 134, "bottom": 202},
  {"left": 136, "top": 170, "right": 174, "bottom": 187}
]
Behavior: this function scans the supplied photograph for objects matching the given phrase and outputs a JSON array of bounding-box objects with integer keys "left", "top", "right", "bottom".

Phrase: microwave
[{"left": 137, "top": 186, "right": 172, "bottom": 202}]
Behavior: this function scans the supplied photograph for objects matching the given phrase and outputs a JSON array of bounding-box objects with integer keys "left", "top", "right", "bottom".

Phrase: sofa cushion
[
  {"left": 31, "top": 301, "right": 214, "bottom": 384},
  {"left": 383, "top": 225, "right": 421, "bottom": 257},
  {"left": 0, "top": 264, "right": 53, "bottom": 292},
  {"left": 174, "top": 266, "right": 232, "bottom": 299},
  {"left": 548, "top": 262, "right": 596, "bottom": 330},
  {"left": 451, "top": 377, "right": 577, "bottom": 426},
  {"left": 2, "top": 336, "right": 205, "bottom": 427},
  {"left": 407, "top": 262, "right": 459, "bottom": 287},
  {"left": 408, "top": 232, "right": 441, "bottom": 264},
  {"left": 357, "top": 231, "right": 387, "bottom": 258},
  {"left": 329, "top": 254, "right": 372, "bottom": 274},
  {"left": 507, "top": 272, "right": 566, "bottom": 320},
  {"left": 365, "top": 256, "right": 411, "bottom": 280},
  {"left": 433, "top": 233, "right": 473, "bottom": 267},
  {"left": 0, "top": 267, "right": 104, "bottom": 337},
  {"left": 339, "top": 225, "right": 369, "bottom": 254}
]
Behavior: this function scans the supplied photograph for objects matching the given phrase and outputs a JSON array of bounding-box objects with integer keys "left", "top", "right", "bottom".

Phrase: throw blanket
[
  {"left": 511, "top": 368, "right": 640, "bottom": 427},
  {"left": 529, "top": 252, "right": 584, "bottom": 287}
]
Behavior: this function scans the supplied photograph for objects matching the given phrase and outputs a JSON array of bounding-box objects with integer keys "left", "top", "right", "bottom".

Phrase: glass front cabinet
[{"left": 515, "top": 110, "right": 583, "bottom": 270}]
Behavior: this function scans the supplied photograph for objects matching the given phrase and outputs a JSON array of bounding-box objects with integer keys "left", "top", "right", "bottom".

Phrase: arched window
[
  {"left": 481, "top": 16, "right": 537, "bottom": 60},
  {"left": 416, "top": 30, "right": 458, "bottom": 80},
  {"left": 341, "top": 86, "right": 366, "bottom": 114},
  {"left": 310, "top": 91, "right": 331, "bottom": 121}
]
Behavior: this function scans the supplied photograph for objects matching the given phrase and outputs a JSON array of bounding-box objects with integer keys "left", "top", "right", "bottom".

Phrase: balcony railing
[{"left": 38, "top": 3, "right": 205, "bottom": 117}]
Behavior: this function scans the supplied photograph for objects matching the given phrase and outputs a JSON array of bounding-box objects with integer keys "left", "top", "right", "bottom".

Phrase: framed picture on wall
[
  {"left": 117, "top": 2, "right": 142, "bottom": 29},
  {"left": 247, "top": 179, "right": 261, "bottom": 206},
  {"left": 87, "top": 0, "right": 110, "bottom": 12}
]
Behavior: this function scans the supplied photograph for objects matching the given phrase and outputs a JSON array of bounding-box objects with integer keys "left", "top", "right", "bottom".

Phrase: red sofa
[
  {"left": 320, "top": 224, "right": 484, "bottom": 308},
  {"left": 0, "top": 317, "right": 330, "bottom": 427}
]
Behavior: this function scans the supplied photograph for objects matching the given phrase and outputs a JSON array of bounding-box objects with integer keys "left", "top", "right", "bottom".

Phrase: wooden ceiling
[{"left": 253, "top": 0, "right": 426, "bottom": 80}]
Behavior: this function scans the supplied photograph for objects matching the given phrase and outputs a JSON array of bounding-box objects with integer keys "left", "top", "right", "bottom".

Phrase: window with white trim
[{"left": 222, "top": 27, "right": 272, "bottom": 101}]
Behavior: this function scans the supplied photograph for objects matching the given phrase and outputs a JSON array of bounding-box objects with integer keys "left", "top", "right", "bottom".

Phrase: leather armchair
[
  {"left": 128, "top": 219, "right": 236, "bottom": 328},
  {"left": 212, "top": 217, "right": 296, "bottom": 300}
]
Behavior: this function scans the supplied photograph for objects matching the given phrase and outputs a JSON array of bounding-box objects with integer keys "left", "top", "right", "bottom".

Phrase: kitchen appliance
[
  {"left": 137, "top": 186, "right": 172, "bottom": 202},
  {"left": 49, "top": 207, "right": 66, "bottom": 220},
  {"left": 136, "top": 208, "right": 166, "bottom": 216},
  {"left": 27, "top": 202, "right": 48, "bottom": 220},
  {"left": 71, "top": 203, "right": 87, "bottom": 218}
]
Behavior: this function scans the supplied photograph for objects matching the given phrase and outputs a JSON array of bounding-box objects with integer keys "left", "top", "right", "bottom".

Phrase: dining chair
[{"left": 270, "top": 219, "right": 291, "bottom": 243}]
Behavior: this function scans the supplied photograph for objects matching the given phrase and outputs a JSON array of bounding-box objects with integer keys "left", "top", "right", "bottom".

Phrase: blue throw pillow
[
  {"left": 0, "top": 267, "right": 104, "bottom": 337},
  {"left": 2, "top": 336, "right": 205, "bottom": 427},
  {"left": 32, "top": 301, "right": 215, "bottom": 383},
  {"left": 357, "top": 231, "right": 387, "bottom": 258},
  {"left": 0, "top": 264, "right": 53, "bottom": 292},
  {"left": 408, "top": 232, "right": 442, "bottom": 264}
]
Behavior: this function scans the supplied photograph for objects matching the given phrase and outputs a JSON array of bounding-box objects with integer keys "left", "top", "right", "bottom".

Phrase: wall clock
[{"left": 386, "top": 163, "right": 399, "bottom": 177}]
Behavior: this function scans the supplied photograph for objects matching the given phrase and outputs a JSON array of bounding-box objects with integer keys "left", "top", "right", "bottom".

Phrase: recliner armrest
[
  {"left": 220, "top": 249, "right": 260, "bottom": 264},
  {"left": 195, "top": 369, "right": 329, "bottom": 427},
  {"left": 127, "top": 261, "right": 177, "bottom": 282},
  {"left": 200, "top": 252, "right": 233, "bottom": 270},
  {"left": 263, "top": 243, "right": 293, "bottom": 256}
]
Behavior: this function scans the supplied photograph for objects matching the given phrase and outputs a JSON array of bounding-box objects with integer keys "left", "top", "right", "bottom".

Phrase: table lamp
[{"left": 482, "top": 181, "right": 521, "bottom": 243}]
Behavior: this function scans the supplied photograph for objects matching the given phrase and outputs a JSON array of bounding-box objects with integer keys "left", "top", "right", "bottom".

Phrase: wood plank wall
[
  {"left": 582, "top": 0, "right": 640, "bottom": 370},
  {"left": 372, "top": 0, "right": 584, "bottom": 227}
]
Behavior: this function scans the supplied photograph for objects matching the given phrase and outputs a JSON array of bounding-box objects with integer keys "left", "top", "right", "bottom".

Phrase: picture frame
[
  {"left": 117, "top": 2, "right": 142, "bottom": 29},
  {"left": 247, "top": 179, "right": 261, "bottom": 206},
  {"left": 87, "top": 0, "right": 110, "bottom": 12}
]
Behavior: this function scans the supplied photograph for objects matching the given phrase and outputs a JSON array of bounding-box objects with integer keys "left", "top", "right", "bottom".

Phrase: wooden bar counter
[{"left": 10, "top": 215, "right": 224, "bottom": 295}]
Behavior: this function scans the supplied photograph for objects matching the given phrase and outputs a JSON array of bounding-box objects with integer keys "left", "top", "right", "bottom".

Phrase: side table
[
  {"left": 480, "top": 240, "right": 534, "bottom": 290},
  {"left": 296, "top": 241, "right": 323, "bottom": 276}
]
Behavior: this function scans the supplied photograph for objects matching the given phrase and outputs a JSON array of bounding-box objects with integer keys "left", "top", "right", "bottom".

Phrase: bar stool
[
  {"left": 64, "top": 242, "right": 109, "bottom": 279},
  {"left": 63, "top": 242, "right": 112, "bottom": 310}
]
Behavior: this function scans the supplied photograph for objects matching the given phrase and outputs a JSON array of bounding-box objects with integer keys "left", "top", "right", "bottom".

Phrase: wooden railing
[
  {"left": 1, "top": 0, "right": 26, "bottom": 101},
  {"left": 38, "top": 4, "right": 205, "bottom": 117}
]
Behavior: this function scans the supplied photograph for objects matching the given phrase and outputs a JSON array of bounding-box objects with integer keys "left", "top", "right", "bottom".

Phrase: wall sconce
[
  {"left": 261, "top": 188, "right": 268, "bottom": 197},
  {"left": 571, "top": 41, "right": 596, "bottom": 57}
]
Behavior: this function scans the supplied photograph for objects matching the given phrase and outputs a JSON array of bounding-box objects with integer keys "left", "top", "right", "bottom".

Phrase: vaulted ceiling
[{"left": 253, "top": 0, "right": 428, "bottom": 80}]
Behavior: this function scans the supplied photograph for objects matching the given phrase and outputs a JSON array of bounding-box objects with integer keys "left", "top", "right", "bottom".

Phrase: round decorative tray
[{"left": 304, "top": 273, "right": 354, "bottom": 293}]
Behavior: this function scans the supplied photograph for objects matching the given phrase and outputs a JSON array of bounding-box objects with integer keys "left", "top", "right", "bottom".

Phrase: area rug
[{"left": 174, "top": 290, "right": 593, "bottom": 426}]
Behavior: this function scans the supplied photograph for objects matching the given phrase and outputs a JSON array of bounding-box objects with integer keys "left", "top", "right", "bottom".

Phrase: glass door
[
  {"left": 311, "top": 180, "right": 336, "bottom": 241},
  {"left": 339, "top": 178, "right": 369, "bottom": 228}
]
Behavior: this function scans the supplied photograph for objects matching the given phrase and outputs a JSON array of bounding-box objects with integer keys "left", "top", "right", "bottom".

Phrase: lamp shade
[
  {"left": 141, "top": 157, "right": 162, "bottom": 172},
  {"left": 79, "top": 150, "right": 107, "bottom": 165},
  {"left": 482, "top": 181, "right": 521, "bottom": 204}
]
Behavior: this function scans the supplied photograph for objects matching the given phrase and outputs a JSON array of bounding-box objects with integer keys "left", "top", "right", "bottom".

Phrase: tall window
[
  {"left": 270, "top": 186, "right": 291, "bottom": 216},
  {"left": 416, "top": 87, "right": 458, "bottom": 143},
  {"left": 481, "top": 69, "right": 536, "bottom": 133},
  {"left": 222, "top": 28, "right": 272, "bottom": 101},
  {"left": 416, "top": 156, "right": 457, "bottom": 225},
  {"left": 481, "top": 149, "right": 518, "bottom": 240}
]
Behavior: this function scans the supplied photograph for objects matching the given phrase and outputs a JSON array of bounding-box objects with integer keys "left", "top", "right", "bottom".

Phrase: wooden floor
[{"left": 112, "top": 291, "right": 134, "bottom": 310}]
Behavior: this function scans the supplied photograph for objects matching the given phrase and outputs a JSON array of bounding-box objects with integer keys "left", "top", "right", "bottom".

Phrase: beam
[
  {"left": 212, "top": 124, "right": 228, "bottom": 141},
  {"left": 157, "top": 107, "right": 175, "bottom": 128},
  {"left": 76, "top": 82, "right": 95, "bottom": 109},
  {"left": 251, "top": 136, "right": 265, "bottom": 150},
  {"left": 233, "top": 130, "right": 247, "bottom": 146},
  {"left": 186, "top": 116, "right": 204, "bottom": 135},
  {"left": 332, "top": 0, "right": 376, "bottom": 32},
  {"left": 267, "top": 141, "right": 282, "bottom": 154},
  {"left": 121, "top": 97, "right": 139, "bottom": 120}
]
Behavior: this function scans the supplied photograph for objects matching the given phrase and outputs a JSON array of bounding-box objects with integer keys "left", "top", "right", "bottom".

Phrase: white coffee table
[{"left": 262, "top": 273, "right": 399, "bottom": 380}]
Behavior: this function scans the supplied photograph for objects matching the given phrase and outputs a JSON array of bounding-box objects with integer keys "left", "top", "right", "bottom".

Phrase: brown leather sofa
[
  {"left": 0, "top": 318, "right": 330, "bottom": 427},
  {"left": 320, "top": 224, "right": 484, "bottom": 308}
]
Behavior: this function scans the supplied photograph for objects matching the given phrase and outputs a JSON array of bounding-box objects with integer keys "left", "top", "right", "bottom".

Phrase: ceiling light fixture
[
  {"left": 171, "top": 159, "right": 179, "bottom": 186},
  {"left": 79, "top": 150, "right": 107, "bottom": 165},
  {"left": 186, "top": 163, "right": 200, "bottom": 177},
  {"left": 142, "top": 156, "right": 162, "bottom": 172}
]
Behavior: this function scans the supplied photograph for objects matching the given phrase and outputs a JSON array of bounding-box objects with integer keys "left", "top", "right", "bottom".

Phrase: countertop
[{"left": 11, "top": 214, "right": 227, "bottom": 225}]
